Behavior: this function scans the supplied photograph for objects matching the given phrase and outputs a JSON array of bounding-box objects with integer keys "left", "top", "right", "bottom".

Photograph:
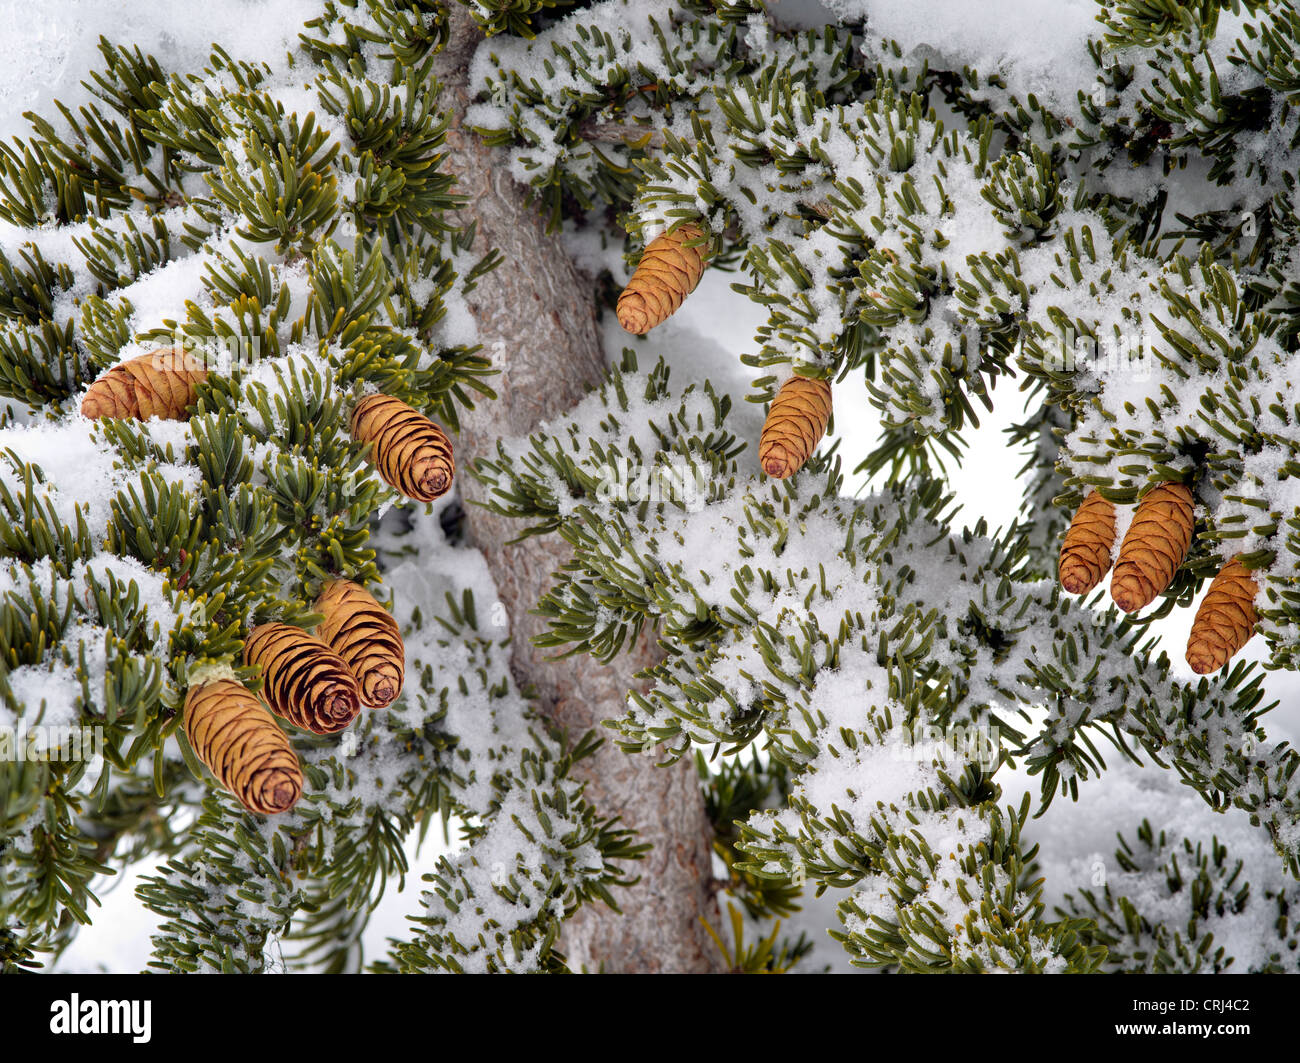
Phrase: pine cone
[
  {"left": 184, "top": 679, "right": 303, "bottom": 815},
  {"left": 351, "top": 394, "right": 454, "bottom": 503},
  {"left": 759, "top": 376, "right": 832, "bottom": 478},
  {"left": 1186, "top": 556, "right": 1259, "bottom": 674},
  {"left": 243, "top": 623, "right": 362, "bottom": 734},
  {"left": 1058, "top": 490, "right": 1117, "bottom": 594},
  {"left": 1110, "top": 482, "right": 1195, "bottom": 613},
  {"left": 81, "top": 348, "right": 208, "bottom": 421},
  {"left": 616, "top": 223, "right": 708, "bottom": 334},
  {"left": 315, "top": 579, "right": 405, "bottom": 709}
]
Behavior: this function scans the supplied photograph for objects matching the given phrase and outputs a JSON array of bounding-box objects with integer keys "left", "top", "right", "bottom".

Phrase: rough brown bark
[{"left": 431, "top": 7, "right": 723, "bottom": 973}]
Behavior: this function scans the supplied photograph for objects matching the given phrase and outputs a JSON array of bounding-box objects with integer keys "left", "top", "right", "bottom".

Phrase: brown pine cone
[
  {"left": 759, "top": 376, "right": 833, "bottom": 479},
  {"left": 315, "top": 579, "right": 405, "bottom": 709},
  {"left": 1058, "top": 490, "right": 1117, "bottom": 594},
  {"left": 81, "top": 348, "right": 208, "bottom": 421},
  {"left": 184, "top": 679, "right": 303, "bottom": 815},
  {"left": 351, "top": 394, "right": 454, "bottom": 503},
  {"left": 616, "top": 223, "right": 708, "bottom": 334},
  {"left": 1186, "top": 556, "right": 1259, "bottom": 674},
  {"left": 243, "top": 623, "right": 362, "bottom": 734},
  {"left": 1110, "top": 482, "right": 1195, "bottom": 613}
]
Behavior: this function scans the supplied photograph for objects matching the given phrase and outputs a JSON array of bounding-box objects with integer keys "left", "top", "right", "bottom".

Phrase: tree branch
[{"left": 431, "top": 5, "right": 724, "bottom": 974}]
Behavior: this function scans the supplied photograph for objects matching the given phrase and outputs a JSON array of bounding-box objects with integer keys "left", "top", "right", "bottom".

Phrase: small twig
[{"left": 579, "top": 120, "right": 666, "bottom": 150}]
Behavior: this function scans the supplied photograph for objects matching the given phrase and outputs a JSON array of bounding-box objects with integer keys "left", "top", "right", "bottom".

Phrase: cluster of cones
[
  {"left": 184, "top": 580, "right": 406, "bottom": 815},
  {"left": 621, "top": 229, "right": 1262, "bottom": 673},
  {"left": 617, "top": 223, "right": 834, "bottom": 481},
  {"left": 621, "top": 229, "right": 1262, "bottom": 676},
  {"left": 79, "top": 349, "right": 452, "bottom": 815},
  {"left": 1059, "top": 484, "right": 1260, "bottom": 674}
]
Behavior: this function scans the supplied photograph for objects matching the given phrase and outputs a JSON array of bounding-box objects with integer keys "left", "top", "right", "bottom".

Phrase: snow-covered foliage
[
  {"left": 5, "top": 0, "right": 1300, "bottom": 974},
  {"left": 473, "top": 0, "right": 1300, "bottom": 969},
  {"left": 0, "top": 0, "right": 632, "bottom": 973}
]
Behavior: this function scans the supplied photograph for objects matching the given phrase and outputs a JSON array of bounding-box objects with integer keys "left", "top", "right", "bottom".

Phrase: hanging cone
[
  {"left": 315, "top": 579, "right": 405, "bottom": 709},
  {"left": 1110, "top": 481, "right": 1195, "bottom": 613},
  {"left": 81, "top": 347, "right": 209, "bottom": 421},
  {"left": 1186, "top": 556, "right": 1259, "bottom": 674},
  {"left": 351, "top": 394, "right": 454, "bottom": 503},
  {"left": 759, "top": 376, "right": 832, "bottom": 479},
  {"left": 616, "top": 223, "right": 708, "bottom": 334},
  {"left": 1058, "top": 490, "right": 1117, "bottom": 594},
  {"left": 184, "top": 679, "right": 303, "bottom": 815},
  {"left": 243, "top": 623, "right": 362, "bottom": 734}
]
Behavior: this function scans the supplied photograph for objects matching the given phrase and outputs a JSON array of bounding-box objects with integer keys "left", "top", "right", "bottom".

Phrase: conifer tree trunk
[{"left": 431, "top": 7, "right": 723, "bottom": 973}]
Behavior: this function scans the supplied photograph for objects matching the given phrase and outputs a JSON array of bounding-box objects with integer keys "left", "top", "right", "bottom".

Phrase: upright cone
[
  {"left": 81, "top": 348, "right": 209, "bottom": 421},
  {"left": 315, "top": 579, "right": 405, "bottom": 709},
  {"left": 1110, "top": 481, "right": 1195, "bottom": 613},
  {"left": 1058, "top": 490, "right": 1117, "bottom": 594},
  {"left": 351, "top": 394, "right": 454, "bottom": 502},
  {"left": 243, "top": 623, "right": 362, "bottom": 734},
  {"left": 616, "top": 223, "right": 707, "bottom": 334},
  {"left": 1186, "top": 556, "right": 1259, "bottom": 674},
  {"left": 184, "top": 679, "right": 303, "bottom": 815},
  {"left": 759, "top": 376, "right": 832, "bottom": 479}
]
